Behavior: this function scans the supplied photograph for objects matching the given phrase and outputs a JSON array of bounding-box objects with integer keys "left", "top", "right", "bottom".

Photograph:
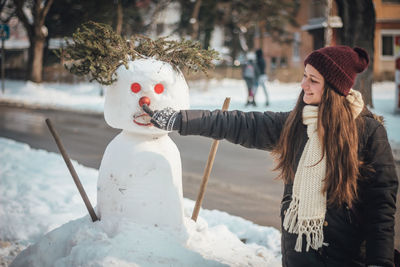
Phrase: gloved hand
[{"left": 142, "top": 104, "right": 180, "bottom": 131}]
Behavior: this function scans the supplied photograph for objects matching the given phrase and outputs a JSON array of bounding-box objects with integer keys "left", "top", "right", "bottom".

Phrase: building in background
[
  {"left": 374, "top": 0, "right": 400, "bottom": 79},
  {"left": 254, "top": 0, "right": 400, "bottom": 81}
]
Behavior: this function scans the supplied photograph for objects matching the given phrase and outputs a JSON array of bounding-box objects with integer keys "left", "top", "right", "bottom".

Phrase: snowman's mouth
[{"left": 133, "top": 113, "right": 153, "bottom": 126}]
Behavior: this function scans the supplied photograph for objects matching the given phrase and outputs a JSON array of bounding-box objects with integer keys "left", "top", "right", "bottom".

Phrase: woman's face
[{"left": 301, "top": 64, "right": 325, "bottom": 105}]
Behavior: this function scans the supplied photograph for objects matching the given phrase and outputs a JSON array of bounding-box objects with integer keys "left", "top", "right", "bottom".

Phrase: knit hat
[{"left": 304, "top": 46, "right": 369, "bottom": 96}]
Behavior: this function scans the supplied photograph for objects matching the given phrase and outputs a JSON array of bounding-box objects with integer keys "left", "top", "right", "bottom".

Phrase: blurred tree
[
  {"left": 0, "top": 0, "right": 15, "bottom": 23},
  {"left": 44, "top": 0, "right": 171, "bottom": 69},
  {"left": 336, "top": 0, "right": 375, "bottom": 107},
  {"left": 13, "top": 0, "right": 54, "bottom": 83},
  {"left": 177, "top": 0, "right": 299, "bottom": 62}
]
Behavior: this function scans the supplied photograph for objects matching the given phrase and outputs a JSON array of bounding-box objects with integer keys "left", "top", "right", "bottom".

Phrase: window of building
[
  {"left": 382, "top": 35, "right": 394, "bottom": 56},
  {"left": 293, "top": 32, "right": 301, "bottom": 62},
  {"left": 271, "top": 57, "right": 277, "bottom": 69},
  {"left": 381, "top": 30, "right": 400, "bottom": 59},
  {"left": 280, "top": 57, "right": 288, "bottom": 68}
]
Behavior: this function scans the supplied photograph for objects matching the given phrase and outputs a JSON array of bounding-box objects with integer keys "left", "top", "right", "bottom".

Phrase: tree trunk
[
  {"left": 30, "top": 37, "right": 45, "bottom": 83},
  {"left": 190, "top": 0, "right": 202, "bottom": 40},
  {"left": 116, "top": 0, "right": 123, "bottom": 35},
  {"left": 13, "top": 0, "right": 54, "bottom": 83},
  {"left": 336, "top": 0, "right": 375, "bottom": 107},
  {"left": 258, "top": 20, "right": 265, "bottom": 49}
]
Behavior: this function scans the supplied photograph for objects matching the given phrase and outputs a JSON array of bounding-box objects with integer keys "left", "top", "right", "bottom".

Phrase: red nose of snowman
[{"left": 139, "top": 96, "right": 151, "bottom": 107}]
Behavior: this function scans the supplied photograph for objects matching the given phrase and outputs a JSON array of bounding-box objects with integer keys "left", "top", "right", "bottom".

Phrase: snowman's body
[
  {"left": 98, "top": 132, "right": 184, "bottom": 228},
  {"left": 97, "top": 58, "right": 190, "bottom": 231}
]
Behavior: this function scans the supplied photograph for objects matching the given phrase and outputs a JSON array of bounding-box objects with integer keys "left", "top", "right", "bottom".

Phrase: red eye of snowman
[
  {"left": 131, "top": 82, "right": 141, "bottom": 93},
  {"left": 154, "top": 83, "right": 164, "bottom": 94}
]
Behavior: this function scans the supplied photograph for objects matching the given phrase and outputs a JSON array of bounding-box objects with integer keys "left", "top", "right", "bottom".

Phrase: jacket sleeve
[
  {"left": 363, "top": 124, "right": 398, "bottom": 266},
  {"left": 178, "top": 109, "right": 290, "bottom": 150}
]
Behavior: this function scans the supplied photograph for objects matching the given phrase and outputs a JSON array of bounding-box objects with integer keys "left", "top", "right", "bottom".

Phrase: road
[
  {"left": 0, "top": 104, "right": 283, "bottom": 229},
  {"left": 0, "top": 104, "right": 398, "bottom": 249}
]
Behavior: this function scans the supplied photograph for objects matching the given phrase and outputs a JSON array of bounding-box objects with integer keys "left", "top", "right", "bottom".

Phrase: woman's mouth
[{"left": 133, "top": 113, "right": 153, "bottom": 126}]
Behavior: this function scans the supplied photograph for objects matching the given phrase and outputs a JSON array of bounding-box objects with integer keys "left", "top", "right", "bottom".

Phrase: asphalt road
[
  {"left": 0, "top": 104, "right": 283, "bottom": 229},
  {"left": 0, "top": 103, "right": 399, "bottom": 249}
]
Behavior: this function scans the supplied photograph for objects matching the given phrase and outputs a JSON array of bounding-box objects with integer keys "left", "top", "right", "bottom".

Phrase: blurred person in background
[
  {"left": 255, "top": 49, "right": 270, "bottom": 106},
  {"left": 242, "top": 52, "right": 260, "bottom": 107}
]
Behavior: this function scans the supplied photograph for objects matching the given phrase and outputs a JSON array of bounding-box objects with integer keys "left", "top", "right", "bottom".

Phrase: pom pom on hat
[{"left": 304, "top": 46, "right": 369, "bottom": 96}]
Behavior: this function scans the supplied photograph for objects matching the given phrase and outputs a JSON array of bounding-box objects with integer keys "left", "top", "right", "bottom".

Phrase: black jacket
[{"left": 177, "top": 108, "right": 398, "bottom": 266}]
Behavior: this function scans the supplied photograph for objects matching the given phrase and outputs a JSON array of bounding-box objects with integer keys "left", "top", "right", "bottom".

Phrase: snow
[
  {"left": 0, "top": 138, "right": 281, "bottom": 266},
  {"left": 0, "top": 77, "right": 399, "bottom": 266}
]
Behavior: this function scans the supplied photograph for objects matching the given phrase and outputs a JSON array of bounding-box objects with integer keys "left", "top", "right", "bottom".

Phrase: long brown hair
[{"left": 272, "top": 85, "right": 362, "bottom": 207}]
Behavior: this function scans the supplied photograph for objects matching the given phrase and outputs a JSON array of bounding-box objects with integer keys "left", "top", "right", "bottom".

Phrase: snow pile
[
  {"left": 0, "top": 138, "right": 281, "bottom": 266},
  {"left": 11, "top": 216, "right": 279, "bottom": 267}
]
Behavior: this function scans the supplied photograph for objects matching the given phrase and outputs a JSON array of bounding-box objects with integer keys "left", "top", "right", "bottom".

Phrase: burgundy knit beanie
[{"left": 304, "top": 46, "right": 369, "bottom": 96}]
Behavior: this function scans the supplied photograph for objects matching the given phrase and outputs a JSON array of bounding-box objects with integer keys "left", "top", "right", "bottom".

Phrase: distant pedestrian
[
  {"left": 242, "top": 53, "right": 260, "bottom": 106},
  {"left": 255, "top": 49, "right": 269, "bottom": 106}
]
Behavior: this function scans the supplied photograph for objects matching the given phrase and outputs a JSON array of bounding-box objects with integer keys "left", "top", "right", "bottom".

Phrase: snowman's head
[{"left": 104, "top": 58, "right": 190, "bottom": 135}]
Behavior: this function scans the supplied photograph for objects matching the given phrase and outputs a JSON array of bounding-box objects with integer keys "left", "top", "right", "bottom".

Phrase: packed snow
[
  {"left": 0, "top": 77, "right": 399, "bottom": 266},
  {"left": 0, "top": 138, "right": 281, "bottom": 266}
]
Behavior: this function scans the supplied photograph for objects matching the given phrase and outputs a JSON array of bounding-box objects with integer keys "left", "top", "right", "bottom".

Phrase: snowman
[
  {"left": 97, "top": 58, "right": 189, "bottom": 231},
  {"left": 57, "top": 22, "right": 218, "bottom": 233}
]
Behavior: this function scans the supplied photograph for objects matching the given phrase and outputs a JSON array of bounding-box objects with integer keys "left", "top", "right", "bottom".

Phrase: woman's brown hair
[{"left": 272, "top": 85, "right": 362, "bottom": 207}]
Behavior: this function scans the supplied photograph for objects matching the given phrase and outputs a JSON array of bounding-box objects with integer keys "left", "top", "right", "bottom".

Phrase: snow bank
[{"left": 0, "top": 137, "right": 281, "bottom": 266}]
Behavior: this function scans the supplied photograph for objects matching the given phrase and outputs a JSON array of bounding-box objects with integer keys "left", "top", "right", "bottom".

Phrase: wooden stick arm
[
  {"left": 45, "top": 118, "right": 99, "bottom": 222},
  {"left": 191, "top": 97, "right": 231, "bottom": 221}
]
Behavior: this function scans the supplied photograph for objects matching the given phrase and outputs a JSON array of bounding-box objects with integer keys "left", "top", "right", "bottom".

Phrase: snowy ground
[
  {"left": 0, "top": 78, "right": 399, "bottom": 266},
  {"left": 0, "top": 137, "right": 281, "bottom": 266}
]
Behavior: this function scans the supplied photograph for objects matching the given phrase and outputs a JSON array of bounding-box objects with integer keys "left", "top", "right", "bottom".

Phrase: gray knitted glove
[{"left": 142, "top": 104, "right": 180, "bottom": 131}]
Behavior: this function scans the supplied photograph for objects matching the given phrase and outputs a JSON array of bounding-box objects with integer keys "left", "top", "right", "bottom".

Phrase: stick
[
  {"left": 45, "top": 118, "right": 99, "bottom": 222},
  {"left": 191, "top": 97, "right": 231, "bottom": 222}
]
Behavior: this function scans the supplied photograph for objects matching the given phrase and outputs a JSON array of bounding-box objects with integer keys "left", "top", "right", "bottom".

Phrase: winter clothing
[
  {"left": 284, "top": 89, "right": 365, "bottom": 252},
  {"left": 283, "top": 105, "right": 327, "bottom": 252},
  {"left": 242, "top": 59, "right": 260, "bottom": 106},
  {"left": 255, "top": 49, "right": 269, "bottom": 106},
  {"left": 256, "top": 49, "right": 266, "bottom": 74},
  {"left": 173, "top": 107, "right": 398, "bottom": 266},
  {"left": 304, "top": 46, "right": 369, "bottom": 96}
]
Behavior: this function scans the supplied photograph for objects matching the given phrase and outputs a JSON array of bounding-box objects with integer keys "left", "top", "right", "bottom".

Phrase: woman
[{"left": 143, "top": 46, "right": 398, "bottom": 266}]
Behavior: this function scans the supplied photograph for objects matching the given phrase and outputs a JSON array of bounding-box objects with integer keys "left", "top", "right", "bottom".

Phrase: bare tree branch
[
  {"left": 13, "top": 0, "right": 33, "bottom": 36},
  {"left": 39, "top": 0, "right": 54, "bottom": 26},
  {"left": 0, "top": 0, "right": 15, "bottom": 23}
]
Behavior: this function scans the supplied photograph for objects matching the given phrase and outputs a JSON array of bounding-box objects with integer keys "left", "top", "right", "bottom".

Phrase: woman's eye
[
  {"left": 154, "top": 83, "right": 164, "bottom": 94},
  {"left": 131, "top": 82, "right": 141, "bottom": 93}
]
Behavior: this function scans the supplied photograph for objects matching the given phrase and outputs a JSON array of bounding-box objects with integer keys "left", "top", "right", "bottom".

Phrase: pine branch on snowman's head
[{"left": 60, "top": 21, "right": 220, "bottom": 85}]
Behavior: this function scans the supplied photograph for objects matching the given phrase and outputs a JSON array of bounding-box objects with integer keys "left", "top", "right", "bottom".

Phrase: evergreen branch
[{"left": 59, "top": 21, "right": 220, "bottom": 85}]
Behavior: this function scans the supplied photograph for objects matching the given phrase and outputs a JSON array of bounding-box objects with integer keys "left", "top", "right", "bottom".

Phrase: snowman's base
[{"left": 11, "top": 214, "right": 281, "bottom": 267}]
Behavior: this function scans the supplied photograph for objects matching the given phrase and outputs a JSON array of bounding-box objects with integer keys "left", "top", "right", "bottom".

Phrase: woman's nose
[
  {"left": 139, "top": 96, "right": 151, "bottom": 107},
  {"left": 301, "top": 78, "right": 309, "bottom": 89}
]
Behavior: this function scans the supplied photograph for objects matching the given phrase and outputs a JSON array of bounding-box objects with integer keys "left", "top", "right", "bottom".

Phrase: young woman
[{"left": 143, "top": 46, "right": 398, "bottom": 266}]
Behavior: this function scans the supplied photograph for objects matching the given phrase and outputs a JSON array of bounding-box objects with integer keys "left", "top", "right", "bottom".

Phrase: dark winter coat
[
  {"left": 256, "top": 50, "right": 266, "bottom": 75},
  {"left": 175, "top": 108, "right": 398, "bottom": 267}
]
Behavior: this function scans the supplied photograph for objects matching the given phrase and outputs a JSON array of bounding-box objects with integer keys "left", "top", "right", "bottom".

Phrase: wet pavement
[{"left": 0, "top": 103, "right": 283, "bottom": 229}]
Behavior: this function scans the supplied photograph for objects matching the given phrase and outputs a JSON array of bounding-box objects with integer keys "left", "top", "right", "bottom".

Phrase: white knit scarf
[{"left": 283, "top": 89, "right": 364, "bottom": 252}]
